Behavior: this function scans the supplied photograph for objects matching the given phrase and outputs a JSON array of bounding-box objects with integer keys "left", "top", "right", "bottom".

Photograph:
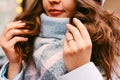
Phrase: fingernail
[
  {"left": 24, "top": 29, "right": 29, "bottom": 32},
  {"left": 73, "top": 18, "right": 78, "bottom": 21},
  {"left": 66, "top": 24, "right": 71, "bottom": 26},
  {"left": 17, "top": 20, "right": 22, "bottom": 22},
  {"left": 20, "top": 22, "right": 26, "bottom": 25}
]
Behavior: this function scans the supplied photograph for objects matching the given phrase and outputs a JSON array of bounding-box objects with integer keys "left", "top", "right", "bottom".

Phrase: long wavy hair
[{"left": 14, "top": 0, "right": 120, "bottom": 79}]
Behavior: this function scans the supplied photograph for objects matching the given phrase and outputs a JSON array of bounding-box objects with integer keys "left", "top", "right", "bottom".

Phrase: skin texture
[
  {"left": 43, "top": 0, "right": 76, "bottom": 17},
  {"left": 2, "top": 0, "right": 119, "bottom": 79},
  {"left": 0, "top": 0, "right": 92, "bottom": 79},
  {"left": 0, "top": 21, "right": 28, "bottom": 79},
  {"left": 63, "top": 18, "right": 92, "bottom": 71},
  {"left": 43, "top": 0, "right": 92, "bottom": 71}
]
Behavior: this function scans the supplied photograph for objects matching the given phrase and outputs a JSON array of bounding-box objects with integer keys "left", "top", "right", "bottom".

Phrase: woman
[{"left": 0, "top": 0, "right": 120, "bottom": 80}]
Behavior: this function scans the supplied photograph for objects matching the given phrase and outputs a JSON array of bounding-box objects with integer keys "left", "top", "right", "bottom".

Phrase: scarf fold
[
  {"left": 40, "top": 13, "right": 70, "bottom": 39},
  {"left": 29, "top": 13, "right": 70, "bottom": 80}
]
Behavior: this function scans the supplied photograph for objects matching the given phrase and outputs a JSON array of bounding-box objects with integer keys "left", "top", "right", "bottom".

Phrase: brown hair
[
  {"left": 71, "top": 0, "right": 120, "bottom": 79},
  {"left": 14, "top": 0, "right": 120, "bottom": 79},
  {"left": 14, "top": 0, "right": 43, "bottom": 65}
]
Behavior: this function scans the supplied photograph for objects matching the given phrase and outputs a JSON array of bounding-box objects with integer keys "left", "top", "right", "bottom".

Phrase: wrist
[{"left": 7, "top": 62, "right": 22, "bottom": 79}]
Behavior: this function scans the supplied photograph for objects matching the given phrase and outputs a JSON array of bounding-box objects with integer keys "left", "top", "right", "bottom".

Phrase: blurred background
[{"left": 0, "top": 0, "right": 120, "bottom": 68}]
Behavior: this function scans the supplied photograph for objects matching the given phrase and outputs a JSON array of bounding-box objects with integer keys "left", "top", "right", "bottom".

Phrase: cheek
[
  {"left": 65, "top": 5, "right": 76, "bottom": 15},
  {"left": 42, "top": 1, "right": 48, "bottom": 11},
  {"left": 68, "top": 6, "right": 75, "bottom": 11},
  {"left": 64, "top": 2, "right": 76, "bottom": 12}
]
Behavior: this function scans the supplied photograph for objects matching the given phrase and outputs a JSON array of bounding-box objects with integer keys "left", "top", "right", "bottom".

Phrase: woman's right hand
[{"left": 0, "top": 21, "right": 28, "bottom": 79}]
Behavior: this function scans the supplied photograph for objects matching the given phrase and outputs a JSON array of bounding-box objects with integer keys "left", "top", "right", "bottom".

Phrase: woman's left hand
[{"left": 63, "top": 18, "right": 92, "bottom": 72}]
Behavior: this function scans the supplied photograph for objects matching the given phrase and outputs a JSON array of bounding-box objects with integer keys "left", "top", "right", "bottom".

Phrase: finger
[
  {"left": 63, "top": 39, "right": 78, "bottom": 56},
  {"left": 3, "top": 21, "right": 26, "bottom": 35},
  {"left": 63, "top": 39, "right": 71, "bottom": 54},
  {"left": 66, "top": 31, "right": 74, "bottom": 41},
  {"left": 73, "top": 18, "right": 91, "bottom": 41},
  {"left": 1, "top": 36, "right": 28, "bottom": 52},
  {"left": 63, "top": 39, "right": 75, "bottom": 57},
  {"left": 8, "top": 36, "right": 28, "bottom": 47},
  {"left": 66, "top": 31, "right": 75, "bottom": 46},
  {"left": 66, "top": 24, "right": 83, "bottom": 43},
  {"left": 8, "top": 21, "right": 26, "bottom": 29},
  {"left": 65, "top": 32, "right": 78, "bottom": 53},
  {"left": 5, "top": 29, "right": 29, "bottom": 41}
]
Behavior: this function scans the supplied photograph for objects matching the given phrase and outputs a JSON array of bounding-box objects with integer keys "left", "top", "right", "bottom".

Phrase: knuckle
[
  {"left": 9, "top": 29, "right": 13, "bottom": 35},
  {"left": 6, "top": 23, "right": 12, "bottom": 28},
  {"left": 63, "top": 49, "right": 74, "bottom": 56},
  {"left": 77, "top": 45, "right": 86, "bottom": 51},
  {"left": 86, "top": 42, "right": 92, "bottom": 49},
  {"left": 80, "top": 26, "right": 85, "bottom": 31},
  {"left": 68, "top": 52, "right": 75, "bottom": 56},
  {"left": 2, "top": 43, "right": 9, "bottom": 49},
  {"left": 6, "top": 23, "right": 10, "bottom": 27},
  {"left": 14, "top": 37, "right": 18, "bottom": 41},
  {"left": 70, "top": 47, "right": 78, "bottom": 54},
  {"left": 71, "top": 27, "right": 77, "bottom": 32},
  {"left": 72, "top": 29, "right": 76, "bottom": 32},
  {"left": 77, "top": 43, "right": 92, "bottom": 51},
  {"left": 64, "top": 49, "right": 71, "bottom": 55}
]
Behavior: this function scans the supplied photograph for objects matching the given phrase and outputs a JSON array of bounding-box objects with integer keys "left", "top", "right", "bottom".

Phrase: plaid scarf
[{"left": 23, "top": 13, "right": 70, "bottom": 80}]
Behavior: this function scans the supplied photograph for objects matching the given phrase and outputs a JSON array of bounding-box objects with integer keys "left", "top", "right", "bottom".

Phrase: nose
[{"left": 48, "top": 0, "right": 60, "bottom": 4}]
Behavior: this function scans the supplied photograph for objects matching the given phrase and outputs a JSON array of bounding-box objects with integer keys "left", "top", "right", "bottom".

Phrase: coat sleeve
[
  {"left": 59, "top": 62, "right": 103, "bottom": 80},
  {"left": 0, "top": 62, "right": 24, "bottom": 80}
]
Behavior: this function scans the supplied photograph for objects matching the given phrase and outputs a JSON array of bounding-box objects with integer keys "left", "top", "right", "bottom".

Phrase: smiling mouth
[{"left": 48, "top": 9, "right": 64, "bottom": 16}]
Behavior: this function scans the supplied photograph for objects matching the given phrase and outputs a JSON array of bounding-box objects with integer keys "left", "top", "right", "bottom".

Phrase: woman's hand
[
  {"left": 0, "top": 21, "right": 28, "bottom": 79},
  {"left": 63, "top": 18, "right": 92, "bottom": 72}
]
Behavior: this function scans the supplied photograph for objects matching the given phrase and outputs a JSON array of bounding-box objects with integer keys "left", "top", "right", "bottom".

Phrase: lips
[{"left": 48, "top": 9, "right": 64, "bottom": 16}]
